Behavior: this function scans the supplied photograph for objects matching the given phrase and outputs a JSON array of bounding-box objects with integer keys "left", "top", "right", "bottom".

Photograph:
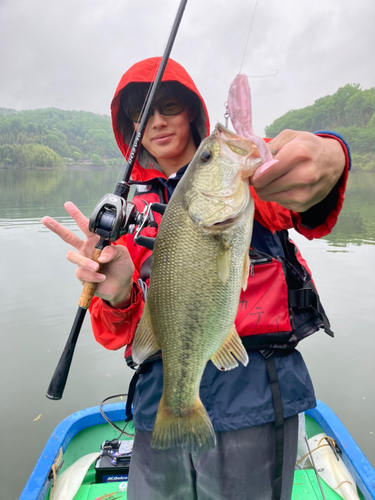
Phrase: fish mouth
[
  {"left": 214, "top": 122, "right": 239, "bottom": 139},
  {"left": 211, "top": 215, "right": 239, "bottom": 227},
  {"left": 212, "top": 124, "right": 263, "bottom": 179},
  {"left": 203, "top": 208, "right": 247, "bottom": 231}
]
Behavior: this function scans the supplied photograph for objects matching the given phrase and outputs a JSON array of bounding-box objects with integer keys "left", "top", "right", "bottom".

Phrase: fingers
[
  {"left": 42, "top": 201, "right": 99, "bottom": 252},
  {"left": 66, "top": 244, "right": 122, "bottom": 269},
  {"left": 64, "top": 201, "right": 91, "bottom": 238},
  {"left": 68, "top": 243, "right": 132, "bottom": 280},
  {"left": 42, "top": 216, "right": 86, "bottom": 251},
  {"left": 266, "top": 129, "right": 300, "bottom": 155},
  {"left": 252, "top": 131, "right": 318, "bottom": 190},
  {"left": 251, "top": 130, "right": 347, "bottom": 212},
  {"left": 97, "top": 244, "right": 122, "bottom": 264},
  {"left": 73, "top": 243, "right": 135, "bottom": 304},
  {"left": 69, "top": 249, "right": 108, "bottom": 286},
  {"left": 75, "top": 266, "right": 106, "bottom": 284},
  {"left": 66, "top": 249, "right": 100, "bottom": 269}
]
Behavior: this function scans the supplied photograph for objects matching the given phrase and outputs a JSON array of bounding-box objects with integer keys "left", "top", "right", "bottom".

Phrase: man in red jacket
[{"left": 43, "top": 57, "right": 350, "bottom": 500}]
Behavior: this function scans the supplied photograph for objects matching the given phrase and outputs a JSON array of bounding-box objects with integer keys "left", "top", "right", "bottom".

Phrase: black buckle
[{"left": 259, "top": 349, "right": 274, "bottom": 359}]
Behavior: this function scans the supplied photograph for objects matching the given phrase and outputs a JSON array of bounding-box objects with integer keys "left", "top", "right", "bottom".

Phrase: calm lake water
[{"left": 0, "top": 168, "right": 374, "bottom": 499}]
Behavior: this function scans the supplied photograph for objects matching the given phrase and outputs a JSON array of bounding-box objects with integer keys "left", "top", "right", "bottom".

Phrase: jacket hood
[{"left": 111, "top": 57, "right": 210, "bottom": 182}]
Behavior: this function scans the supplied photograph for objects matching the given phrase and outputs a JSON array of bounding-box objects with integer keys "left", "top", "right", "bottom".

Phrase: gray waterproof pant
[{"left": 127, "top": 415, "right": 298, "bottom": 500}]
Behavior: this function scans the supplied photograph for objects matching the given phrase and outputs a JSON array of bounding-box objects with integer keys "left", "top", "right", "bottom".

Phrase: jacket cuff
[
  {"left": 89, "top": 281, "right": 144, "bottom": 350},
  {"left": 291, "top": 131, "right": 351, "bottom": 240}
]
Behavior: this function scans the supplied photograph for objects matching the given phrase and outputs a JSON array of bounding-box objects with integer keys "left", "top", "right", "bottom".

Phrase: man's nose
[{"left": 149, "top": 108, "right": 168, "bottom": 126}]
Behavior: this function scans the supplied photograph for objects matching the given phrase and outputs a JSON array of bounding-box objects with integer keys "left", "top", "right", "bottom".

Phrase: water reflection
[
  {"left": 323, "top": 173, "right": 375, "bottom": 247},
  {"left": 0, "top": 167, "right": 122, "bottom": 218},
  {"left": 1, "top": 169, "right": 374, "bottom": 244},
  {"left": 0, "top": 167, "right": 374, "bottom": 500}
]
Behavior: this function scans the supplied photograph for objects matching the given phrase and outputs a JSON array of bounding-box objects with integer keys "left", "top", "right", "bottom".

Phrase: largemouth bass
[{"left": 132, "top": 123, "right": 262, "bottom": 453}]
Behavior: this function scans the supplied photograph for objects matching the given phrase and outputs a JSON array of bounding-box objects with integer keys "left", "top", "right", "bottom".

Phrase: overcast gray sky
[{"left": 1, "top": 0, "right": 374, "bottom": 136}]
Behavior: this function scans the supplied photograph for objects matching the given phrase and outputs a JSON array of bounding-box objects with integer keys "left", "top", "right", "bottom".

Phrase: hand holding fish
[
  {"left": 227, "top": 74, "right": 346, "bottom": 214},
  {"left": 251, "top": 130, "right": 346, "bottom": 213},
  {"left": 42, "top": 202, "right": 134, "bottom": 308}
]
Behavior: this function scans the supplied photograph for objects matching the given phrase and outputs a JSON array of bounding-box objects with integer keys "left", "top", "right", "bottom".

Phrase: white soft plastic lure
[
  {"left": 227, "top": 74, "right": 278, "bottom": 171},
  {"left": 308, "top": 433, "right": 360, "bottom": 500},
  {"left": 50, "top": 452, "right": 100, "bottom": 500}
]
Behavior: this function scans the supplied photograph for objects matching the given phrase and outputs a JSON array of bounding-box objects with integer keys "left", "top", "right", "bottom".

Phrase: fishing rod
[
  {"left": 46, "top": 0, "right": 188, "bottom": 401},
  {"left": 304, "top": 436, "right": 327, "bottom": 500}
]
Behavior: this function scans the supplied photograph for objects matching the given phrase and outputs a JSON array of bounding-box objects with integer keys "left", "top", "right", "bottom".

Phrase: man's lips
[{"left": 152, "top": 133, "right": 174, "bottom": 144}]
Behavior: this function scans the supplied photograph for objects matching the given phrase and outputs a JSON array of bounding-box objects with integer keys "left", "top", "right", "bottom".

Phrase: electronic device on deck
[{"left": 95, "top": 438, "right": 134, "bottom": 483}]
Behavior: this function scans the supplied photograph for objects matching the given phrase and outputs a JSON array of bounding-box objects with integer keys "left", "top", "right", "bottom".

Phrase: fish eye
[{"left": 200, "top": 149, "right": 212, "bottom": 163}]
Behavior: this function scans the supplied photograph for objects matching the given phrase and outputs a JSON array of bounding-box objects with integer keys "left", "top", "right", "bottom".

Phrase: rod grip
[
  {"left": 46, "top": 307, "right": 87, "bottom": 400},
  {"left": 78, "top": 248, "right": 104, "bottom": 308},
  {"left": 46, "top": 342, "right": 77, "bottom": 400}
]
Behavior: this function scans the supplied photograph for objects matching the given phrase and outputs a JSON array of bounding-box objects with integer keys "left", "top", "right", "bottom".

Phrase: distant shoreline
[
  {"left": 0, "top": 163, "right": 114, "bottom": 171},
  {"left": 65, "top": 163, "right": 109, "bottom": 171}
]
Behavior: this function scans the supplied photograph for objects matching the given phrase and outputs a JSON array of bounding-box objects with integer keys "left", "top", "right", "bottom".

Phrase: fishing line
[
  {"left": 304, "top": 436, "right": 327, "bottom": 500},
  {"left": 116, "top": 78, "right": 155, "bottom": 187},
  {"left": 117, "top": 0, "right": 186, "bottom": 188},
  {"left": 239, "top": 0, "right": 259, "bottom": 74},
  {"left": 247, "top": 69, "right": 279, "bottom": 78}
]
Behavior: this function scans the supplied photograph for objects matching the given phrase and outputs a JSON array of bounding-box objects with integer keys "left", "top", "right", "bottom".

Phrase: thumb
[
  {"left": 98, "top": 244, "right": 131, "bottom": 263},
  {"left": 267, "top": 129, "right": 299, "bottom": 156}
]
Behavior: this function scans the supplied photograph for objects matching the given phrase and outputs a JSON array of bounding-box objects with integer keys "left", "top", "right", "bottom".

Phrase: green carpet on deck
[
  {"left": 292, "top": 470, "right": 342, "bottom": 499},
  {"left": 49, "top": 413, "right": 364, "bottom": 500},
  {"left": 72, "top": 482, "right": 127, "bottom": 499},
  {"left": 54, "top": 470, "right": 340, "bottom": 500}
]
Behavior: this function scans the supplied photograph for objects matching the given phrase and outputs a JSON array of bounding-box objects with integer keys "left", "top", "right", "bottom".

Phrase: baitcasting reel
[{"left": 89, "top": 193, "right": 166, "bottom": 251}]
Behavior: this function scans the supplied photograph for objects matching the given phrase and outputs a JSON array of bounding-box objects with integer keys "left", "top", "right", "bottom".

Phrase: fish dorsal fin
[
  {"left": 242, "top": 252, "right": 250, "bottom": 291},
  {"left": 211, "top": 325, "right": 249, "bottom": 371},
  {"left": 217, "top": 236, "right": 231, "bottom": 284},
  {"left": 132, "top": 303, "right": 161, "bottom": 365}
]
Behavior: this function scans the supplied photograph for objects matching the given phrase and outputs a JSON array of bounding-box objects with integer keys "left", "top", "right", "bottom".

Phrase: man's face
[{"left": 133, "top": 104, "right": 197, "bottom": 171}]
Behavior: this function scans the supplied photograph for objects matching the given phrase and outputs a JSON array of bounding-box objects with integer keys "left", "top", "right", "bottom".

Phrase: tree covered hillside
[
  {"left": 0, "top": 108, "right": 123, "bottom": 169},
  {"left": 265, "top": 84, "right": 375, "bottom": 172}
]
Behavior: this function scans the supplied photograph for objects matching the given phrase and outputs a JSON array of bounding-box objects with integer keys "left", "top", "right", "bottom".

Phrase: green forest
[
  {"left": 1, "top": 84, "right": 374, "bottom": 170},
  {"left": 0, "top": 107, "right": 122, "bottom": 169},
  {"left": 265, "top": 84, "right": 375, "bottom": 172}
]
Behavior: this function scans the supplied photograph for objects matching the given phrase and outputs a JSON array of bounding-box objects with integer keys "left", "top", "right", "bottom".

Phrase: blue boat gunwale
[
  {"left": 307, "top": 401, "right": 375, "bottom": 500},
  {"left": 20, "top": 400, "right": 375, "bottom": 500},
  {"left": 20, "top": 403, "right": 126, "bottom": 500}
]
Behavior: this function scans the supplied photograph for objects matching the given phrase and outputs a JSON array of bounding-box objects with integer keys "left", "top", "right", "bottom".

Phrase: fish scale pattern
[{"left": 132, "top": 125, "right": 258, "bottom": 453}]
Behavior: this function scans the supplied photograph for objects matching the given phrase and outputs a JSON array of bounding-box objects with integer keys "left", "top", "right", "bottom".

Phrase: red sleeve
[
  {"left": 253, "top": 134, "right": 350, "bottom": 239},
  {"left": 87, "top": 195, "right": 158, "bottom": 351},
  {"left": 291, "top": 132, "right": 350, "bottom": 240},
  {"left": 89, "top": 281, "right": 144, "bottom": 351}
]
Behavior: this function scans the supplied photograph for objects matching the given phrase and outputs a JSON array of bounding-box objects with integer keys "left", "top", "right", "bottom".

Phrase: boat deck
[
  {"left": 21, "top": 401, "right": 374, "bottom": 500},
  {"left": 53, "top": 414, "right": 365, "bottom": 500}
]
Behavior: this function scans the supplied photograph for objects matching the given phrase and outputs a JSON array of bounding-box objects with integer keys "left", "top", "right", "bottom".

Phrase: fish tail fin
[{"left": 151, "top": 395, "right": 216, "bottom": 454}]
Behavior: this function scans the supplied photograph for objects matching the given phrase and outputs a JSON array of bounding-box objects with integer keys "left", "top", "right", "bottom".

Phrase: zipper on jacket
[{"left": 249, "top": 255, "right": 273, "bottom": 277}]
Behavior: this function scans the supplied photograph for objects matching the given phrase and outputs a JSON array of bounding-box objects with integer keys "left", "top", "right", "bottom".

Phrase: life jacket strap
[
  {"left": 289, "top": 286, "right": 334, "bottom": 337},
  {"left": 125, "top": 364, "right": 148, "bottom": 422},
  {"left": 261, "top": 351, "right": 285, "bottom": 500},
  {"left": 125, "top": 354, "right": 161, "bottom": 421}
]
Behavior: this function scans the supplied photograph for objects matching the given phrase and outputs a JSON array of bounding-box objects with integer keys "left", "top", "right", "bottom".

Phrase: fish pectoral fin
[
  {"left": 242, "top": 251, "right": 250, "bottom": 291},
  {"left": 132, "top": 303, "right": 161, "bottom": 365},
  {"left": 211, "top": 325, "right": 249, "bottom": 371},
  {"left": 217, "top": 236, "right": 231, "bottom": 284}
]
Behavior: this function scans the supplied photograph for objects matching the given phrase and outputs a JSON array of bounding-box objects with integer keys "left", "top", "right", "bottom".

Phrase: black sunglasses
[{"left": 125, "top": 96, "right": 186, "bottom": 123}]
